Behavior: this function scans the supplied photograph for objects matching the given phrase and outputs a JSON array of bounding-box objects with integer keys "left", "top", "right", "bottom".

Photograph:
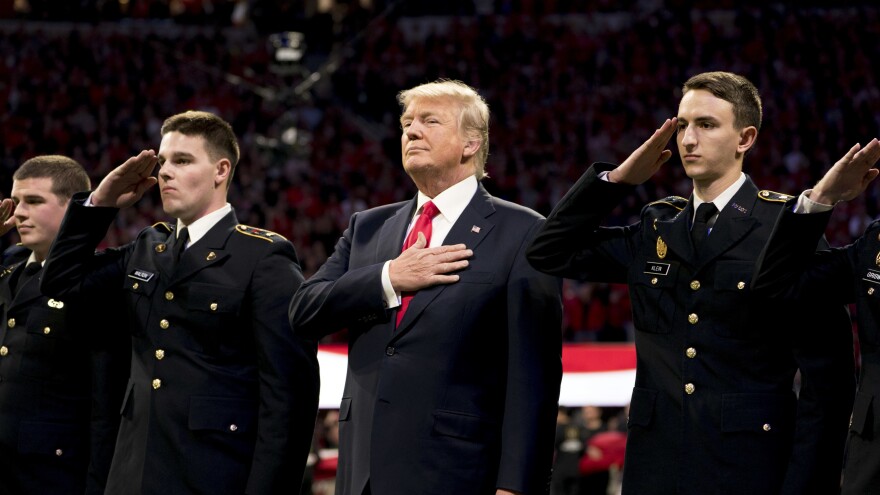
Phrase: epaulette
[
  {"left": 151, "top": 221, "right": 174, "bottom": 234},
  {"left": 0, "top": 265, "right": 14, "bottom": 279},
  {"left": 647, "top": 196, "right": 687, "bottom": 211},
  {"left": 757, "top": 190, "right": 794, "bottom": 202},
  {"left": 234, "top": 224, "right": 285, "bottom": 243}
]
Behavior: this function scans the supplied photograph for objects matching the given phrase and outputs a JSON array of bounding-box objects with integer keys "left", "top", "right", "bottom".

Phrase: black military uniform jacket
[
  {"left": 0, "top": 245, "right": 128, "bottom": 495},
  {"left": 41, "top": 193, "right": 320, "bottom": 495},
  {"left": 527, "top": 164, "right": 854, "bottom": 495},
  {"left": 753, "top": 205, "right": 880, "bottom": 494}
]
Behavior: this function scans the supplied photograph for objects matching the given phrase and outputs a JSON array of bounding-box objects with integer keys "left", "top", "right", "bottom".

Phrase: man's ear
[
  {"left": 737, "top": 126, "right": 758, "bottom": 154},
  {"left": 214, "top": 158, "right": 232, "bottom": 188},
  {"left": 463, "top": 139, "right": 481, "bottom": 159}
]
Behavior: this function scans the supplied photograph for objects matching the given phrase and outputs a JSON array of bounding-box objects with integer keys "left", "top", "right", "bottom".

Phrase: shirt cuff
[
  {"left": 796, "top": 189, "right": 836, "bottom": 213},
  {"left": 381, "top": 261, "right": 401, "bottom": 309},
  {"left": 83, "top": 194, "right": 94, "bottom": 207}
]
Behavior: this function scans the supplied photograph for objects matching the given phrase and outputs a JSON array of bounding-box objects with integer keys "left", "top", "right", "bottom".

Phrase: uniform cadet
[
  {"left": 527, "top": 71, "right": 856, "bottom": 494},
  {"left": 40, "top": 111, "right": 320, "bottom": 495},
  {"left": 751, "top": 138, "right": 880, "bottom": 494},
  {"left": 0, "top": 155, "right": 128, "bottom": 494}
]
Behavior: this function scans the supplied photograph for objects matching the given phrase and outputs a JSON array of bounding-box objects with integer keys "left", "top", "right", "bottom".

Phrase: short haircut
[
  {"left": 14, "top": 155, "right": 90, "bottom": 202},
  {"left": 161, "top": 111, "right": 240, "bottom": 185},
  {"left": 397, "top": 79, "right": 491, "bottom": 180},
  {"left": 682, "top": 71, "right": 762, "bottom": 131}
]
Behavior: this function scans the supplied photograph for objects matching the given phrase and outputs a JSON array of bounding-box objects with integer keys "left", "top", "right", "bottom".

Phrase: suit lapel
[
  {"left": 393, "top": 185, "right": 496, "bottom": 339},
  {"left": 169, "top": 212, "right": 237, "bottom": 286},
  {"left": 376, "top": 199, "right": 417, "bottom": 267},
  {"left": 656, "top": 203, "right": 694, "bottom": 263},
  {"left": 8, "top": 263, "right": 43, "bottom": 313}
]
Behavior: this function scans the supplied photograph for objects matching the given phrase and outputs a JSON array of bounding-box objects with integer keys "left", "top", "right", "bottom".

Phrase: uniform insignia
[
  {"left": 656, "top": 237, "right": 667, "bottom": 259},
  {"left": 471, "top": 225, "right": 481, "bottom": 233},
  {"left": 730, "top": 202, "right": 748, "bottom": 213},
  {"left": 155, "top": 243, "right": 167, "bottom": 253},
  {"left": 758, "top": 190, "right": 794, "bottom": 202},
  {"left": 128, "top": 269, "right": 155, "bottom": 282},
  {"left": 206, "top": 252, "right": 217, "bottom": 261},
  {"left": 47, "top": 299, "right": 64, "bottom": 309},
  {"left": 151, "top": 221, "right": 174, "bottom": 234},
  {"left": 876, "top": 251, "right": 880, "bottom": 267},
  {"left": 864, "top": 268, "right": 880, "bottom": 283},
  {"left": 235, "top": 224, "right": 285, "bottom": 242}
]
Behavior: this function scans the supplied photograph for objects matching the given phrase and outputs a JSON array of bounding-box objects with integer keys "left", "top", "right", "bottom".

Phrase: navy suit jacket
[{"left": 290, "top": 184, "right": 563, "bottom": 495}]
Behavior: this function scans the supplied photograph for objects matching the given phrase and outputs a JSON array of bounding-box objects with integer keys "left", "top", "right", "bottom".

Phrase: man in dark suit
[
  {"left": 750, "top": 138, "right": 880, "bottom": 494},
  {"left": 526, "top": 71, "right": 855, "bottom": 494},
  {"left": 289, "top": 79, "right": 563, "bottom": 495},
  {"left": 40, "top": 111, "right": 320, "bottom": 495},
  {"left": 0, "top": 155, "right": 128, "bottom": 494}
]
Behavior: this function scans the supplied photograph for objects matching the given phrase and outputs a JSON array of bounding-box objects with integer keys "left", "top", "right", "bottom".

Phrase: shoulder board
[
  {"left": 647, "top": 196, "right": 687, "bottom": 211},
  {"left": 234, "top": 224, "right": 285, "bottom": 243},
  {"left": 757, "top": 190, "right": 794, "bottom": 202},
  {"left": 151, "top": 221, "right": 174, "bottom": 234}
]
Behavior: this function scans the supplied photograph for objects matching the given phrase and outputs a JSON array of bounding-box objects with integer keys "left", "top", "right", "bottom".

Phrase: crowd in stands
[{"left": 1, "top": 2, "right": 879, "bottom": 348}]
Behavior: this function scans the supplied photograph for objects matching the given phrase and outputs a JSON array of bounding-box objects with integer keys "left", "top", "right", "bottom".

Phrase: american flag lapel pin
[{"left": 471, "top": 225, "right": 481, "bottom": 233}]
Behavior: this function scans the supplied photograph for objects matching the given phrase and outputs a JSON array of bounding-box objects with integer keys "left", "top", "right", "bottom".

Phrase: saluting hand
[
  {"left": 0, "top": 198, "right": 14, "bottom": 237},
  {"left": 810, "top": 138, "right": 880, "bottom": 206},
  {"left": 91, "top": 150, "right": 159, "bottom": 208},
  {"left": 608, "top": 118, "right": 677, "bottom": 185},
  {"left": 388, "top": 232, "right": 472, "bottom": 293}
]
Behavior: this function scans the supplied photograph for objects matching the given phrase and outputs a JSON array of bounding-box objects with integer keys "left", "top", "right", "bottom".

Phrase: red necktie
[{"left": 396, "top": 201, "right": 439, "bottom": 327}]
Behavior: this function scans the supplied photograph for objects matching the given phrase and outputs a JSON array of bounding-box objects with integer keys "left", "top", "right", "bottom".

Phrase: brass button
[
  {"left": 685, "top": 383, "right": 695, "bottom": 394},
  {"left": 155, "top": 349, "right": 165, "bottom": 360},
  {"left": 869, "top": 288, "right": 875, "bottom": 296},
  {"left": 55, "top": 449, "right": 63, "bottom": 456},
  {"left": 165, "top": 291, "right": 174, "bottom": 301},
  {"left": 690, "top": 280, "right": 700, "bottom": 290},
  {"left": 206, "top": 252, "right": 217, "bottom": 261},
  {"left": 43, "top": 327, "right": 51, "bottom": 335},
  {"left": 686, "top": 347, "right": 697, "bottom": 359},
  {"left": 155, "top": 244, "right": 167, "bottom": 253},
  {"left": 229, "top": 424, "right": 238, "bottom": 432},
  {"left": 737, "top": 281, "right": 745, "bottom": 290},
  {"left": 0, "top": 346, "right": 7, "bottom": 356},
  {"left": 688, "top": 313, "right": 698, "bottom": 325},
  {"left": 159, "top": 319, "right": 169, "bottom": 330},
  {"left": 651, "top": 277, "right": 658, "bottom": 285},
  {"left": 763, "top": 423, "right": 772, "bottom": 432},
  {"left": 210, "top": 303, "right": 218, "bottom": 311},
  {"left": 132, "top": 282, "right": 139, "bottom": 290},
  {"left": 7, "top": 318, "right": 15, "bottom": 328},
  {"left": 152, "top": 379, "right": 162, "bottom": 389}
]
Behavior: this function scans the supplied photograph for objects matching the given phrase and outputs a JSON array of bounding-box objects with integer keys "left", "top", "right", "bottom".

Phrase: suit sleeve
[
  {"left": 526, "top": 163, "right": 640, "bottom": 283},
  {"left": 496, "top": 218, "right": 563, "bottom": 495},
  {"left": 289, "top": 213, "right": 390, "bottom": 339},
  {"left": 41, "top": 192, "right": 128, "bottom": 299},
  {"left": 245, "top": 241, "right": 320, "bottom": 495}
]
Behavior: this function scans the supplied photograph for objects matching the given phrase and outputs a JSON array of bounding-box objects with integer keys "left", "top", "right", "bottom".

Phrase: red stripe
[{"left": 320, "top": 342, "right": 636, "bottom": 373}]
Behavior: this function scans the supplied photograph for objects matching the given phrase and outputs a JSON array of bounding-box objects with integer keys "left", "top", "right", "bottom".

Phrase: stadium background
[{"left": 1, "top": 1, "right": 878, "bottom": 493}]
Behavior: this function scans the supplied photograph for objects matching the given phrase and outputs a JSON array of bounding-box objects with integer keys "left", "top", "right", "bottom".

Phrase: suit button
[
  {"left": 0, "top": 346, "right": 7, "bottom": 356},
  {"left": 165, "top": 291, "right": 174, "bottom": 301},
  {"left": 688, "top": 313, "right": 698, "bottom": 325},
  {"left": 229, "top": 424, "right": 238, "bottom": 432},
  {"left": 869, "top": 288, "right": 875, "bottom": 296},
  {"left": 763, "top": 423, "right": 772, "bottom": 432},
  {"left": 132, "top": 282, "right": 139, "bottom": 290},
  {"left": 55, "top": 449, "right": 63, "bottom": 456},
  {"left": 160, "top": 319, "right": 169, "bottom": 329},
  {"left": 385, "top": 346, "right": 395, "bottom": 356},
  {"left": 685, "top": 383, "right": 695, "bottom": 394},
  {"left": 210, "top": 303, "right": 218, "bottom": 311},
  {"left": 155, "top": 349, "right": 165, "bottom": 360},
  {"left": 650, "top": 277, "right": 658, "bottom": 285},
  {"left": 43, "top": 327, "right": 51, "bottom": 335},
  {"left": 152, "top": 379, "right": 162, "bottom": 389},
  {"left": 686, "top": 347, "right": 697, "bottom": 359},
  {"left": 690, "top": 280, "right": 700, "bottom": 290},
  {"left": 7, "top": 318, "right": 14, "bottom": 328},
  {"left": 737, "top": 281, "right": 745, "bottom": 290}
]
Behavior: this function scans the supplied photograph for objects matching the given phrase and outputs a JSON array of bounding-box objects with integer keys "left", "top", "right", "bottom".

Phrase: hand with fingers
[
  {"left": 91, "top": 150, "right": 159, "bottom": 208},
  {"left": 608, "top": 118, "right": 678, "bottom": 185},
  {"left": 0, "top": 198, "right": 14, "bottom": 237},
  {"left": 388, "top": 232, "right": 473, "bottom": 293},
  {"left": 810, "top": 138, "right": 880, "bottom": 206}
]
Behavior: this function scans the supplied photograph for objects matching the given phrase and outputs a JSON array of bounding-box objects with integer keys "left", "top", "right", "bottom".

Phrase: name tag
[
  {"left": 863, "top": 269, "right": 880, "bottom": 284},
  {"left": 128, "top": 269, "right": 155, "bottom": 282},
  {"left": 644, "top": 262, "right": 670, "bottom": 276}
]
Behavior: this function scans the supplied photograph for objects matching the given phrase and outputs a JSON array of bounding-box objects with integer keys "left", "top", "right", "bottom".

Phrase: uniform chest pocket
[
  {"left": 20, "top": 307, "right": 69, "bottom": 378},
  {"left": 857, "top": 276, "right": 880, "bottom": 346},
  {"left": 711, "top": 261, "right": 754, "bottom": 339},
  {"left": 186, "top": 283, "right": 244, "bottom": 315},
  {"left": 629, "top": 259, "right": 679, "bottom": 334}
]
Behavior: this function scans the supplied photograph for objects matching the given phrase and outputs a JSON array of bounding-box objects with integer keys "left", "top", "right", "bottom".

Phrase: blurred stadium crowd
[{"left": 1, "top": 1, "right": 879, "bottom": 345}]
